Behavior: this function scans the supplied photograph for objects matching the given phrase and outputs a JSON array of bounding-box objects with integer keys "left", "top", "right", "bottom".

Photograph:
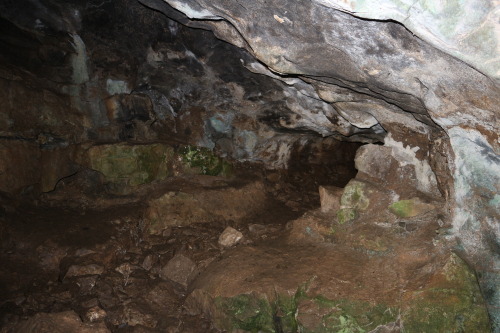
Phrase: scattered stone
[
  {"left": 159, "top": 254, "right": 199, "bottom": 289},
  {"left": 65, "top": 264, "right": 104, "bottom": 278},
  {"left": 85, "top": 306, "right": 107, "bottom": 322},
  {"left": 76, "top": 276, "right": 98, "bottom": 294},
  {"left": 354, "top": 144, "right": 394, "bottom": 181},
  {"left": 218, "top": 227, "right": 243, "bottom": 248},
  {"left": 115, "top": 263, "right": 138, "bottom": 286},
  {"left": 389, "top": 198, "right": 436, "bottom": 218},
  {"left": 142, "top": 255, "right": 155, "bottom": 271},
  {"left": 318, "top": 185, "right": 343, "bottom": 213},
  {"left": 355, "top": 141, "right": 440, "bottom": 198},
  {"left": 248, "top": 224, "right": 280, "bottom": 238},
  {"left": 8, "top": 311, "right": 110, "bottom": 333},
  {"left": 115, "top": 263, "right": 136, "bottom": 276},
  {"left": 143, "top": 282, "right": 179, "bottom": 309},
  {"left": 248, "top": 224, "right": 267, "bottom": 235}
]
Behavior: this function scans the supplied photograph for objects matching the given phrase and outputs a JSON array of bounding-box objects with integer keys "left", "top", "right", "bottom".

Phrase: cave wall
[
  {"left": 0, "top": 0, "right": 362, "bottom": 196},
  {"left": 149, "top": 0, "right": 500, "bottom": 328}
]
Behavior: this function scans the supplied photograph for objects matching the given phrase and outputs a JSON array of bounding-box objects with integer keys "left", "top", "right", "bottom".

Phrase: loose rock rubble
[
  {"left": 0, "top": 174, "right": 309, "bottom": 332},
  {"left": 218, "top": 227, "right": 243, "bottom": 248}
]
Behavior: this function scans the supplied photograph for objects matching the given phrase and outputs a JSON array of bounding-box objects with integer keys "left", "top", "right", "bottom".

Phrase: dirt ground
[{"left": 0, "top": 165, "right": 322, "bottom": 332}]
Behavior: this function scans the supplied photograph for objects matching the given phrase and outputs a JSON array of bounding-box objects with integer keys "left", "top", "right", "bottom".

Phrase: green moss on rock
[
  {"left": 340, "top": 180, "right": 370, "bottom": 211},
  {"left": 402, "top": 253, "right": 491, "bottom": 332},
  {"left": 214, "top": 294, "right": 275, "bottom": 332},
  {"left": 337, "top": 208, "right": 358, "bottom": 224},
  {"left": 388, "top": 198, "right": 435, "bottom": 218},
  {"left": 87, "top": 143, "right": 173, "bottom": 192},
  {"left": 335, "top": 180, "right": 373, "bottom": 224},
  {"left": 308, "top": 297, "right": 397, "bottom": 333},
  {"left": 210, "top": 289, "right": 398, "bottom": 333},
  {"left": 178, "top": 145, "right": 232, "bottom": 177}
]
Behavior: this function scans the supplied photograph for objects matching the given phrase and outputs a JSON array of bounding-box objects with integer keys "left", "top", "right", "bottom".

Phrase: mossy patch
[
  {"left": 205, "top": 256, "right": 490, "bottom": 333},
  {"left": 211, "top": 287, "right": 398, "bottom": 333},
  {"left": 335, "top": 180, "right": 372, "bottom": 224},
  {"left": 337, "top": 208, "right": 358, "bottom": 224},
  {"left": 402, "top": 253, "right": 491, "bottom": 332},
  {"left": 340, "top": 180, "right": 370, "bottom": 211},
  {"left": 178, "top": 145, "right": 232, "bottom": 177},
  {"left": 388, "top": 198, "right": 435, "bottom": 218},
  {"left": 87, "top": 143, "right": 173, "bottom": 192},
  {"left": 309, "top": 297, "right": 397, "bottom": 333},
  {"left": 214, "top": 293, "right": 295, "bottom": 333},
  {"left": 85, "top": 144, "right": 233, "bottom": 194}
]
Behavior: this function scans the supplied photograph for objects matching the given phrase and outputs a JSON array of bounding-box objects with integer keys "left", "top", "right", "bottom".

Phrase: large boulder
[{"left": 355, "top": 140, "right": 440, "bottom": 199}]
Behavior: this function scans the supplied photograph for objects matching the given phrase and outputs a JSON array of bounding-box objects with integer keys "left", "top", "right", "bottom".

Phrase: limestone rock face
[
  {"left": 313, "top": 0, "right": 500, "bottom": 83},
  {"left": 151, "top": 0, "right": 499, "bottom": 326},
  {"left": 0, "top": 141, "right": 79, "bottom": 194},
  {"left": 0, "top": 141, "right": 40, "bottom": 194},
  {"left": 355, "top": 142, "right": 439, "bottom": 199}
]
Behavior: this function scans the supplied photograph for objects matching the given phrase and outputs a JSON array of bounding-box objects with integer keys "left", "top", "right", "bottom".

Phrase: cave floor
[
  {"left": 0, "top": 171, "right": 488, "bottom": 332},
  {"left": 0, "top": 171, "right": 316, "bottom": 332}
]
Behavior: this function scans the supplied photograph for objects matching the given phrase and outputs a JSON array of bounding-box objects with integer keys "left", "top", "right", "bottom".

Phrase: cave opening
[{"left": 1, "top": 0, "right": 498, "bottom": 332}]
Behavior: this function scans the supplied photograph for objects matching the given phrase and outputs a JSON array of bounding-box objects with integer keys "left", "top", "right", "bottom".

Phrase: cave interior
[{"left": 0, "top": 0, "right": 499, "bottom": 332}]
